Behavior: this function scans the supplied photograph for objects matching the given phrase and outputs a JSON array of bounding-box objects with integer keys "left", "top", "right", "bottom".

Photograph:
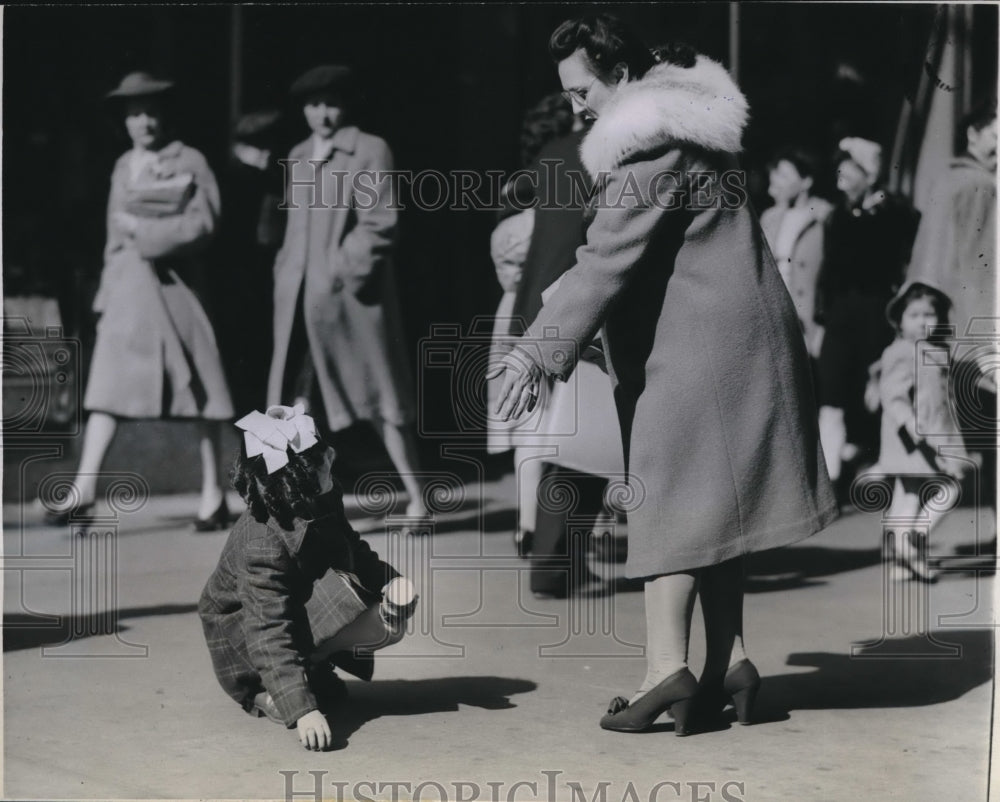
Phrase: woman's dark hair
[
  {"left": 519, "top": 92, "right": 575, "bottom": 167},
  {"left": 231, "top": 439, "right": 331, "bottom": 529},
  {"left": 889, "top": 283, "right": 952, "bottom": 339},
  {"left": 956, "top": 96, "right": 997, "bottom": 155},
  {"left": 549, "top": 14, "right": 660, "bottom": 81},
  {"left": 767, "top": 147, "right": 820, "bottom": 181}
]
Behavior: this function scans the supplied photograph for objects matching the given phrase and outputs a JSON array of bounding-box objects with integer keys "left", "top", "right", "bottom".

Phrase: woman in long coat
[
  {"left": 494, "top": 16, "right": 837, "bottom": 733},
  {"left": 46, "top": 73, "right": 233, "bottom": 528},
  {"left": 268, "top": 66, "right": 426, "bottom": 517}
]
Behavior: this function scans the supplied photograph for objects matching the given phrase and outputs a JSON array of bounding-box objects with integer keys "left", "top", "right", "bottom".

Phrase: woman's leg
[
  {"left": 374, "top": 416, "right": 427, "bottom": 516},
  {"left": 888, "top": 478, "right": 921, "bottom": 551},
  {"left": 630, "top": 571, "right": 698, "bottom": 703},
  {"left": 66, "top": 412, "right": 118, "bottom": 506},
  {"left": 197, "top": 420, "right": 225, "bottom": 519},
  {"left": 698, "top": 557, "right": 748, "bottom": 688},
  {"left": 819, "top": 405, "right": 847, "bottom": 482},
  {"left": 514, "top": 447, "right": 544, "bottom": 535},
  {"left": 513, "top": 447, "right": 546, "bottom": 555}
]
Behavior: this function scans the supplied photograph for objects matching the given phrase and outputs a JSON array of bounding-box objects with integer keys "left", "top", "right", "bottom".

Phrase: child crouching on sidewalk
[{"left": 199, "top": 404, "right": 417, "bottom": 750}]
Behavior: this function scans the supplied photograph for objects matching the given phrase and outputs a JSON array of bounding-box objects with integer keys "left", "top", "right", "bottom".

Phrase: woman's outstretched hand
[
  {"left": 297, "top": 709, "right": 332, "bottom": 751},
  {"left": 486, "top": 347, "right": 543, "bottom": 421}
]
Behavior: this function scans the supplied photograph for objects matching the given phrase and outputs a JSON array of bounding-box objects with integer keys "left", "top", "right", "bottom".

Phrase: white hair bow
[{"left": 235, "top": 403, "right": 319, "bottom": 474}]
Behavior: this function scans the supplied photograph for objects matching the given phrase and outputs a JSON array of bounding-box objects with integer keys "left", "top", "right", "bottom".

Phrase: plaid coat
[{"left": 198, "top": 496, "right": 398, "bottom": 727}]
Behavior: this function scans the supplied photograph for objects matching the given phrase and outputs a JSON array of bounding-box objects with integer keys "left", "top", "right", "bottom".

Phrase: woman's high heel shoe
[
  {"left": 194, "top": 498, "right": 230, "bottom": 532},
  {"left": 599, "top": 667, "right": 699, "bottom": 734},
  {"left": 44, "top": 502, "right": 96, "bottom": 526},
  {"left": 514, "top": 529, "right": 533, "bottom": 558},
  {"left": 723, "top": 659, "right": 761, "bottom": 725},
  {"left": 698, "top": 658, "right": 761, "bottom": 726}
]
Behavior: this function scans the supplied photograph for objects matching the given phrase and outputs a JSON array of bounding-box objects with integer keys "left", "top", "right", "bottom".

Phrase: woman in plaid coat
[{"left": 198, "top": 404, "right": 416, "bottom": 751}]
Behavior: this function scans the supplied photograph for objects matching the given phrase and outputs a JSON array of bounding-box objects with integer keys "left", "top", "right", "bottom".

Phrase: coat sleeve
[
  {"left": 103, "top": 159, "right": 129, "bottom": 262},
  {"left": 517, "top": 151, "right": 683, "bottom": 380},
  {"left": 344, "top": 523, "right": 400, "bottom": 595},
  {"left": 133, "top": 151, "right": 220, "bottom": 261},
  {"left": 879, "top": 343, "right": 917, "bottom": 436},
  {"left": 237, "top": 536, "right": 317, "bottom": 727},
  {"left": 338, "top": 137, "right": 398, "bottom": 292}
]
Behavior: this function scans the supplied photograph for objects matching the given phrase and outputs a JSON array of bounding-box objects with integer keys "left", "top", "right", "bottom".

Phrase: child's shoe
[
  {"left": 380, "top": 577, "right": 418, "bottom": 627},
  {"left": 253, "top": 692, "right": 283, "bottom": 724}
]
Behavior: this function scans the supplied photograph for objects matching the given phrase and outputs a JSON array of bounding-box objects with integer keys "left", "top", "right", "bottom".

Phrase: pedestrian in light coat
[{"left": 268, "top": 66, "right": 427, "bottom": 518}]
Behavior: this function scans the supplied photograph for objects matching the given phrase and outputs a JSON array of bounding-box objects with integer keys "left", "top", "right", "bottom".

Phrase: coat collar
[
  {"left": 262, "top": 489, "right": 349, "bottom": 553},
  {"left": 580, "top": 55, "right": 749, "bottom": 178},
  {"left": 296, "top": 126, "right": 360, "bottom": 160},
  {"left": 950, "top": 154, "right": 994, "bottom": 176}
]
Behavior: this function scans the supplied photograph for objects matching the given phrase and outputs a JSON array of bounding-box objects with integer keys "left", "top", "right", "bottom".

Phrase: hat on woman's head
[
  {"left": 838, "top": 137, "right": 882, "bottom": 178},
  {"left": 106, "top": 71, "right": 175, "bottom": 99},
  {"left": 290, "top": 65, "right": 354, "bottom": 99}
]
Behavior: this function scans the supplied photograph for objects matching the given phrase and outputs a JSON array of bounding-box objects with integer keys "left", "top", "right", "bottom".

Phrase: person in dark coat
[
  {"left": 814, "top": 137, "right": 921, "bottom": 487},
  {"left": 268, "top": 65, "right": 427, "bottom": 518},
  {"left": 216, "top": 110, "right": 287, "bottom": 415},
  {"left": 492, "top": 15, "right": 837, "bottom": 734},
  {"left": 45, "top": 72, "right": 234, "bottom": 529},
  {"left": 198, "top": 404, "right": 416, "bottom": 751},
  {"left": 510, "top": 126, "right": 590, "bottom": 331}
]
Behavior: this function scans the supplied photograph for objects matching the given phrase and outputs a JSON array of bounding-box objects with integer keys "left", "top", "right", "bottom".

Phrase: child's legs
[
  {"left": 305, "top": 572, "right": 413, "bottom": 666},
  {"left": 310, "top": 603, "right": 403, "bottom": 664}
]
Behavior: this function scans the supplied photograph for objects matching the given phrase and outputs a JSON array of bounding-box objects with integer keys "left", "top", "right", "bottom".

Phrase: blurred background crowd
[{"left": 3, "top": 5, "right": 997, "bottom": 575}]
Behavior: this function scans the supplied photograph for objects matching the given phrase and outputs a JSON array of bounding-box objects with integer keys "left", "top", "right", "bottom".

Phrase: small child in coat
[
  {"left": 876, "top": 281, "right": 968, "bottom": 582},
  {"left": 199, "top": 404, "right": 417, "bottom": 751}
]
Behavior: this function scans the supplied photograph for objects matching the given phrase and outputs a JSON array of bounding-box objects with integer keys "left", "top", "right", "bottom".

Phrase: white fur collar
[{"left": 580, "top": 55, "right": 749, "bottom": 178}]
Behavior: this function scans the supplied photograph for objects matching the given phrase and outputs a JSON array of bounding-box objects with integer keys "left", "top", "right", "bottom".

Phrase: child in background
[
  {"left": 876, "top": 282, "right": 968, "bottom": 582},
  {"left": 199, "top": 404, "right": 416, "bottom": 751}
]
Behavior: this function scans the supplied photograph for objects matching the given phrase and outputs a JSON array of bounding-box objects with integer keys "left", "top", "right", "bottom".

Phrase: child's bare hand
[{"left": 296, "top": 710, "right": 331, "bottom": 750}]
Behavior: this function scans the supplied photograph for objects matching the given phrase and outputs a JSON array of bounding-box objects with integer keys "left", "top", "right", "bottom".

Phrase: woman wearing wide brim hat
[
  {"left": 105, "top": 71, "right": 176, "bottom": 99},
  {"left": 44, "top": 71, "right": 235, "bottom": 530},
  {"left": 267, "top": 64, "right": 429, "bottom": 520}
]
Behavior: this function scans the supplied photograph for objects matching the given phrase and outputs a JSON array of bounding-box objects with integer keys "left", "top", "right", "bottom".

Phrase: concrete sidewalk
[{"left": 2, "top": 474, "right": 995, "bottom": 801}]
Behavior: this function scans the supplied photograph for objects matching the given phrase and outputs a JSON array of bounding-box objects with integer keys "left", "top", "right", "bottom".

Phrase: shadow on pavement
[
  {"left": 744, "top": 545, "right": 883, "bottom": 593},
  {"left": 3, "top": 603, "right": 198, "bottom": 651},
  {"left": 756, "top": 629, "right": 993, "bottom": 722},
  {"left": 322, "top": 675, "right": 538, "bottom": 750}
]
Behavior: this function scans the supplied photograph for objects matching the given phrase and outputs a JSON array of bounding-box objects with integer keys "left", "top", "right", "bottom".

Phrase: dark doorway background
[{"left": 3, "top": 3, "right": 997, "bottom": 476}]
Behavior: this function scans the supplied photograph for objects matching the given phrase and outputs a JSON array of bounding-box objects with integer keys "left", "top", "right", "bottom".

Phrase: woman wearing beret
[
  {"left": 492, "top": 15, "right": 837, "bottom": 734},
  {"left": 46, "top": 72, "right": 234, "bottom": 529},
  {"left": 269, "top": 66, "right": 426, "bottom": 518}
]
